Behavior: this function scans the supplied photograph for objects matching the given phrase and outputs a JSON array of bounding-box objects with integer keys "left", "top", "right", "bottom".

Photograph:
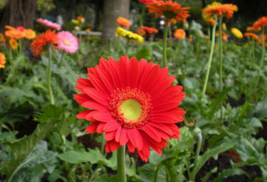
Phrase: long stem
[
  {"left": 202, "top": 22, "right": 217, "bottom": 94},
  {"left": 190, "top": 133, "right": 202, "bottom": 181},
  {"left": 163, "top": 19, "right": 169, "bottom": 67},
  {"left": 254, "top": 28, "right": 265, "bottom": 96},
  {"left": 117, "top": 145, "right": 126, "bottom": 182},
  {"left": 59, "top": 50, "right": 65, "bottom": 67},
  {"left": 19, "top": 39, "right": 22, "bottom": 55},
  {"left": 218, "top": 16, "right": 223, "bottom": 92},
  {"left": 140, "top": 4, "right": 145, "bottom": 29},
  {"left": 47, "top": 46, "right": 55, "bottom": 105}
]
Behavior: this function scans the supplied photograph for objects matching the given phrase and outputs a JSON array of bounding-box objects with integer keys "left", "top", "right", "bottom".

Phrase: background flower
[
  {"left": 174, "top": 29, "right": 186, "bottom": 39},
  {"left": 0, "top": 53, "right": 6, "bottom": 69},
  {"left": 57, "top": 31, "right": 79, "bottom": 54},
  {"left": 117, "top": 17, "right": 132, "bottom": 27},
  {"left": 37, "top": 18, "right": 61, "bottom": 31}
]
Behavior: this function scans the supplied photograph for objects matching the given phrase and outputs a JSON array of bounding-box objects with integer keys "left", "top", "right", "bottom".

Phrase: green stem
[
  {"left": 190, "top": 133, "right": 202, "bottom": 181},
  {"left": 59, "top": 50, "right": 65, "bottom": 67},
  {"left": 202, "top": 22, "right": 217, "bottom": 94},
  {"left": 254, "top": 27, "right": 265, "bottom": 96},
  {"left": 117, "top": 145, "right": 126, "bottom": 182},
  {"left": 252, "top": 40, "right": 255, "bottom": 62},
  {"left": 19, "top": 39, "right": 22, "bottom": 55},
  {"left": 140, "top": 4, "right": 145, "bottom": 29},
  {"left": 47, "top": 46, "right": 55, "bottom": 105},
  {"left": 163, "top": 19, "right": 169, "bottom": 67},
  {"left": 218, "top": 16, "right": 223, "bottom": 92},
  {"left": 126, "top": 39, "right": 129, "bottom": 54}
]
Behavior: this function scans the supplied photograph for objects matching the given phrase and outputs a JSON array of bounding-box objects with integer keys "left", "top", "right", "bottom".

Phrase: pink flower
[
  {"left": 37, "top": 18, "right": 61, "bottom": 31},
  {"left": 16, "top": 26, "right": 25, "bottom": 32},
  {"left": 138, "top": 0, "right": 156, "bottom": 4},
  {"left": 57, "top": 31, "right": 79, "bottom": 54}
]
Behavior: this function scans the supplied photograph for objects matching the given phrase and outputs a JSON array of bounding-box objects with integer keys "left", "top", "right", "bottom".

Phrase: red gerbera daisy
[
  {"left": 253, "top": 17, "right": 267, "bottom": 29},
  {"left": 31, "top": 30, "right": 58, "bottom": 57},
  {"left": 147, "top": 0, "right": 190, "bottom": 23},
  {"left": 75, "top": 56, "right": 185, "bottom": 162}
]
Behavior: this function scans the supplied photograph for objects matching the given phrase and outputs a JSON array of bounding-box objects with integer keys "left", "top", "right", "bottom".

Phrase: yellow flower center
[
  {"left": 120, "top": 99, "right": 142, "bottom": 122},
  {"left": 64, "top": 40, "right": 70, "bottom": 45}
]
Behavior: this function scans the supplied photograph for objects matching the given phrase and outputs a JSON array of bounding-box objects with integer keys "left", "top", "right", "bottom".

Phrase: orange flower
[
  {"left": 244, "top": 33, "right": 258, "bottom": 40},
  {"left": 9, "top": 38, "right": 18, "bottom": 50},
  {"left": 117, "top": 17, "right": 132, "bottom": 27},
  {"left": 174, "top": 29, "right": 186, "bottom": 39},
  {"left": 0, "top": 53, "right": 6, "bottom": 69},
  {"left": 77, "top": 16, "right": 85, "bottom": 23},
  {"left": 142, "top": 26, "right": 158, "bottom": 34},
  {"left": 258, "top": 34, "right": 266, "bottom": 45},
  {"left": 5, "top": 25, "right": 15, "bottom": 30},
  {"left": 31, "top": 30, "right": 58, "bottom": 57},
  {"left": 203, "top": 1, "right": 238, "bottom": 19},
  {"left": 247, "top": 26, "right": 261, "bottom": 32},
  {"left": 23, "top": 29, "right": 36, "bottom": 39},
  {"left": 0, "top": 34, "right": 6, "bottom": 43},
  {"left": 137, "top": 28, "right": 146, "bottom": 36},
  {"left": 205, "top": 35, "right": 209, "bottom": 40},
  {"left": 216, "top": 30, "right": 228, "bottom": 41},
  {"left": 253, "top": 17, "right": 267, "bottom": 29},
  {"left": 147, "top": 0, "right": 190, "bottom": 23},
  {"left": 85, "top": 28, "right": 91, "bottom": 32},
  {"left": 5, "top": 29, "right": 24, "bottom": 39}
]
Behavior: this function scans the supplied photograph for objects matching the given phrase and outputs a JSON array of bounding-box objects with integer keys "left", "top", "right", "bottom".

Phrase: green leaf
[
  {"left": 190, "top": 138, "right": 239, "bottom": 180},
  {"left": 254, "top": 99, "right": 267, "bottom": 118},
  {"left": 207, "top": 87, "right": 233, "bottom": 118},
  {"left": 212, "top": 169, "right": 249, "bottom": 182},
  {"left": 201, "top": 167, "right": 217, "bottom": 182}
]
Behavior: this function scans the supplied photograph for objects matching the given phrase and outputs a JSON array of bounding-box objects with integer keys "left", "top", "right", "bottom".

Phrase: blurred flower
[
  {"left": 188, "top": 35, "right": 193, "bottom": 42},
  {"left": 142, "top": 26, "right": 158, "bottom": 34},
  {"left": 231, "top": 28, "right": 243, "bottom": 39},
  {"left": 147, "top": 0, "right": 190, "bottom": 23},
  {"left": 85, "top": 28, "right": 91, "bottom": 32},
  {"left": 0, "top": 53, "right": 6, "bottom": 69},
  {"left": 138, "top": 0, "right": 156, "bottom": 4},
  {"left": 5, "top": 28, "right": 24, "bottom": 39},
  {"left": 258, "top": 34, "right": 266, "bottom": 45},
  {"left": 9, "top": 38, "right": 18, "bottom": 50},
  {"left": 74, "top": 56, "right": 185, "bottom": 162},
  {"left": 57, "top": 31, "right": 79, "bottom": 54},
  {"left": 244, "top": 32, "right": 258, "bottom": 40},
  {"left": 216, "top": 30, "right": 228, "bottom": 41},
  {"left": 77, "top": 16, "right": 85, "bottom": 23},
  {"left": 205, "top": 35, "right": 209, "bottom": 40},
  {"left": 72, "top": 20, "right": 80, "bottom": 25},
  {"left": 23, "top": 29, "right": 36, "bottom": 39},
  {"left": 137, "top": 28, "right": 146, "bottom": 36},
  {"left": 174, "top": 29, "right": 186, "bottom": 39},
  {"left": 203, "top": 1, "right": 238, "bottom": 19},
  {"left": 184, "top": 21, "right": 189, "bottom": 29},
  {"left": 253, "top": 17, "right": 267, "bottom": 29},
  {"left": 5, "top": 25, "right": 14, "bottom": 30},
  {"left": 117, "top": 17, "right": 132, "bottom": 27},
  {"left": 16, "top": 26, "right": 25, "bottom": 32},
  {"left": 74, "top": 26, "right": 80, "bottom": 31},
  {"left": 247, "top": 26, "right": 261, "bottom": 32},
  {"left": 0, "top": 34, "right": 6, "bottom": 44},
  {"left": 116, "top": 27, "right": 144, "bottom": 43},
  {"left": 222, "top": 23, "right": 227, "bottom": 30},
  {"left": 31, "top": 30, "right": 58, "bottom": 57},
  {"left": 202, "top": 11, "right": 216, "bottom": 26},
  {"left": 37, "top": 18, "right": 61, "bottom": 31}
]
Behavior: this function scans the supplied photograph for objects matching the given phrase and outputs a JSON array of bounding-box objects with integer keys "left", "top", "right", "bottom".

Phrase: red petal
[
  {"left": 85, "top": 122, "right": 99, "bottom": 133},
  {"left": 120, "top": 128, "right": 129, "bottom": 145},
  {"left": 74, "top": 94, "right": 91, "bottom": 104},
  {"left": 76, "top": 110, "right": 91, "bottom": 119},
  {"left": 93, "top": 112, "right": 113, "bottom": 122},
  {"left": 107, "top": 140, "right": 120, "bottom": 152},
  {"left": 83, "top": 87, "right": 108, "bottom": 105},
  {"left": 115, "top": 126, "right": 122, "bottom": 142},
  {"left": 96, "top": 122, "right": 106, "bottom": 133},
  {"left": 127, "top": 129, "right": 143, "bottom": 150},
  {"left": 127, "top": 141, "right": 135, "bottom": 152},
  {"left": 76, "top": 78, "right": 93, "bottom": 93},
  {"left": 140, "top": 125, "right": 161, "bottom": 142},
  {"left": 103, "top": 120, "right": 121, "bottom": 132},
  {"left": 82, "top": 101, "right": 108, "bottom": 111},
  {"left": 105, "top": 131, "right": 116, "bottom": 141}
]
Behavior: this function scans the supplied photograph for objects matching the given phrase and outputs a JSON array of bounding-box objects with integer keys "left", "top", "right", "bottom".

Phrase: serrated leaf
[{"left": 212, "top": 168, "right": 249, "bottom": 182}]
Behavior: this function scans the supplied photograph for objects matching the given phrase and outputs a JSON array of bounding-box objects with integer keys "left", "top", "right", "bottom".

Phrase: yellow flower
[
  {"left": 23, "top": 29, "right": 36, "bottom": 39},
  {"left": 115, "top": 27, "right": 144, "bottom": 43},
  {"left": 222, "top": 23, "right": 227, "bottom": 30},
  {"left": 74, "top": 26, "right": 80, "bottom": 31},
  {"left": 72, "top": 20, "right": 79, "bottom": 25},
  {"left": 9, "top": 38, "right": 18, "bottom": 50},
  {"left": 231, "top": 28, "right": 243, "bottom": 39},
  {"left": 0, "top": 53, "right": 6, "bottom": 69}
]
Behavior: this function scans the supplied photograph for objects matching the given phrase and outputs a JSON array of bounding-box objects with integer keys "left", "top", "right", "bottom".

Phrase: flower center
[
  {"left": 109, "top": 87, "right": 152, "bottom": 129},
  {"left": 64, "top": 40, "right": 70, "bottom": 45}
]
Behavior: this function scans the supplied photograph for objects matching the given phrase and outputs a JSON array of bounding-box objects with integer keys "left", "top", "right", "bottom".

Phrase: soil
[{"left": 196, "top": 152, "right": 262, "bottom": 182}]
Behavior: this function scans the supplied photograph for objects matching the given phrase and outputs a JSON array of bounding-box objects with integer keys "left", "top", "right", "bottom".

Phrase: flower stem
[
  {"left": 190, "top": 133, "right": 202, "bottom": 181},
  {"left": 117, "top": 145, "right": 126, "bottom": 182},
  {"left": 218, "top": 16, "right": 223, "bottom": 92},
  {"left": 202, "top": 22, "right": 217, "bottom": 94},
  {"left": 59, "top": 50, "right": 65, "bottom": 67},
  {"left": 126, "top": 39, "right": 129, "bottom": 54},
  {"left": 19, "top": 39, "right": 22, "bottom": 55},
  {"left": 140, "top": 4, "right": 145, "bottom": 29},
  {"left": 47, "top": 46, "right": 55, "bottom": 105},
  {"left": 163, "top": 19, "right": 169, "bottom": 68}
]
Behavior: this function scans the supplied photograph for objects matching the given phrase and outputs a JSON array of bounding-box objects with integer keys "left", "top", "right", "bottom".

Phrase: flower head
[
  {"left": 231, "top": 28, "right": 243, "bottom": 39},
  {"left": 117, "top": 17, "right": 132, "bottom": 27},
  {"left": 142, "top": 26, "right": 159, "bottom": 34},
  {"left": 31, "top": 30, "right": 58, "bottom": 57},
  {"left": 253, "top": 17, "right": 267, "bottom": 29},
  {"left": 72, "top": 20, "right": 80, "bottom": 25},
  {"left": 16, "top": 26, "right": 25, "bottom": 32},
  {"left": 23, "top": 29, "right": 36, "bottom": 39},
  {"left": 116, "top": 27, "right": 144, "bottom": 43},
  {"left": 222, "top": 23, "right": 227, "bottom": 30},
  {"left": 216, "top": 30, "right": 228, "bottom": 41},
  {"left": 203, "top": 1, "right": 238, "bottom": 19},
  {"left": 5, "top": 28, "right": 24, "bottom": 39},
  {"left": 247, "top": 26, "right": 261, "bottom": 32},
  {"left": 77, "top": 16, "right": 85, "bottom": 23},
  {"left": 74, "top": 56, "right": 185, "bottom": 162},
  {"left": 138, "top": 0, "right": 156, "bottom": 4},
  {"left": 147, "top": 0, "right": 190, "bottom": 23},
  {"left": 0, "top": 53, "right": 6, "bottom": 69},
  {"left": 244, "top": 33, "right": 258, "bottom": 40},
  {"left": 174, "top": 29, "right": 186, "bottom": 39},
  {"left": 57, "top": 31, "right": 79, "bottom": 54},
  {"left": 9, "top": 38, "right": 18, "bottom": 50},
  {"left": 37, "top": 18, "right": 61, "bottom": 31}
]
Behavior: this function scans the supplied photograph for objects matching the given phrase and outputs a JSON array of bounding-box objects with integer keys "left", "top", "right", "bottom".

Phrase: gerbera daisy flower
[
  {"left": 252, "top": 17, "right": 267, "bottom": 29},
  {"left": 203, "top": 1, "right": 238, "bottom": 19},
  {"left": 142, "top": 26, "right": 159, "bottom": 34},
  {"left": 23, "top": 29, "right": 36, "bottom": 39},
  {"left": 246, "top": 26, "right": 261, "bottom": 32},
  {"left": 137, "top": 28, "right": 146, "bottom": 36},
  {"left": 116, "top": 27, "right": 144, "bottom": 43},
  {"left": 31, "top": 30, "right": 58, "bottom": 57},
  {"left": 37, "top": 18, "right": 61, "bottom": 31},
  {"left": 57, "top": 31, "right": 79, "bottom": 54},
  {"left": 147, "top": 0, "right": 190, "bottom": 23},
  {"left": 5, "top": 29, "right": 24, "bottom": 39},
  {"left": 0, "top": 53, "right": 6, "bottom": 69},
  {"left": 231, "top": 28, "right": 243, "bottom": 39},
  {"left": 202, "top": 12, "right": 216, "bottom": 26},
  {"left": 74, "top": 56, "right": 185, "bottom": 162},
  {"left": 138, "top": 0, "right": 156, "bottom": 4},
  {"left": 9, "top": 38, "right": 18, "bottom": 50},
  {"left": 117, "top": 17, "right": 132, "bottom": 27},
  {"left": 244, "top": 33, "right": 258, "bottom": 40},
  {"left": 174, "top": 29, "right": 186, "bottom": 39}
]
